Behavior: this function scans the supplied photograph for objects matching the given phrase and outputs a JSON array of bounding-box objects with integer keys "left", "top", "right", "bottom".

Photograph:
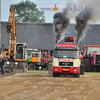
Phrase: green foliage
[{"left": 14, "top": 0, "right": 45, "bottom": 22}]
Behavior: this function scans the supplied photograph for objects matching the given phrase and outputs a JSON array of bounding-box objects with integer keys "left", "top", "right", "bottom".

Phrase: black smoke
[
  {"left": 75, "top": 7, "right": 93, "bottom": 45},
  {"left": 53, "top": 8, "right": 70, "bottom": 44}
]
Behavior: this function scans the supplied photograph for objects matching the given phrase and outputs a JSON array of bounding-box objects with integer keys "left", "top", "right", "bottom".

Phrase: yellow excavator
[{"left": 6, "top": 4, "right": 28, "bottom": 73}]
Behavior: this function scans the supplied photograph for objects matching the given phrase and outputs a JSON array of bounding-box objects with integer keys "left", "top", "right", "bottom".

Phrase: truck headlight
[
  {"left": 74, "top": 69, "right": 77, "bottom": 71},
  {"left": 55, "top": 69, "right": 58, "bottom": 71}
]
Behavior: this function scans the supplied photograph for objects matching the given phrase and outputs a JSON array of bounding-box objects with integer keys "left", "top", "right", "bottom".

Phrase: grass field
[
  {"left": 85, "top": 72, "right": 100, "bottom": 74},
  {"left": 1, "top": 68, "right": 100, "bottom": 74},
  {"left": 28, "top": 68, "right": 48, "bottom": 73}
]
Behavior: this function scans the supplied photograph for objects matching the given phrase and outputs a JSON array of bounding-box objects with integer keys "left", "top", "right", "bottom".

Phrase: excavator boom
[{"left": 6, "top": 4, "right": 16, "bottom": 59}]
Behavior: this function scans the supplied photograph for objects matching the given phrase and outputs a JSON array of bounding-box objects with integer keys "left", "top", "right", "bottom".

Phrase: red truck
[
  {"left": 80, "top": 45, "right": 100, "bottom": 72},
  {"left": 41, "top": 50, "right": 53, "bottom": 68}
]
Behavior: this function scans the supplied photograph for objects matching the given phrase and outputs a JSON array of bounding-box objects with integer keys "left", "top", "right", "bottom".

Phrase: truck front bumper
[{"left": 53, "top": 67, "right": 80, "bottom": 74}]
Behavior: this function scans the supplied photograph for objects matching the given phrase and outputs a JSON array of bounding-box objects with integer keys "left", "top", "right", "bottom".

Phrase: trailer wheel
[
  {"left": 28, "top": 63, "right": 35, "bottom": 70},
  {"left": 84, "top": 58, "right": 91, "bottom": 72}
]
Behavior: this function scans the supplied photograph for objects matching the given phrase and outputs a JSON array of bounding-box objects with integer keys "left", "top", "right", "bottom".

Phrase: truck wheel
[
  {"left": 53, "top": 73, "right": 60, "bottom": 77},
  {"left": 97, "top": 67, "right": 100, "bottom": 72},
  {"left": 84, "top": 58, "right": 91, "bottom": 72},
  {"left": 28, "top": 63, "right": 35, "bottom": 70},
  {"left": 57, "top": 74, "right": 60, "bottom": 77},
  {"left": 81, "top": 58, "right": 84, "bottom": 65},
  {"left": 80, "top": 65, "right": 84, "bottom": 75},
  {"left": 73, "top": 73, "right": 80, "bottom": 78},
  {"left": 80, "top": 59, "right": 85, "bottom": 75},
  {"left": 53, "top": 73, "right": 57, "bottom": 77},
  {"left": 91, "top": 67, "right": 96, "bottom": 72}
]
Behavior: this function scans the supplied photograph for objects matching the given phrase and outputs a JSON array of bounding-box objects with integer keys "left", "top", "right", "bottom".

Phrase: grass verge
[{"left": 85, "top": 72, "right": 100, "bottom": 74}]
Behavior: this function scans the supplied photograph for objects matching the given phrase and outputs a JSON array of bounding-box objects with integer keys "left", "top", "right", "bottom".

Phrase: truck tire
[
  {"left": 81, "top": 58, "right": 84, "bottom": 65},
  {"left": 28, "top": 63, "right": 35, "bottom": 70},
  {"left": 53, "top": 73, "right": 60, "bottom": 77},
  {"left": 80, "top": 59, "right": 84, "bottom": 75},
  {"left": 73, "top": 73, "right": 80, "bottom": 78},
  {"left": 97, "top": 67, "right": 100, "bottom": 72},
  {"left": 80, "top": 65, "right": 84, "bottom": 75},
  {"left": 91, "top": 67, "right": 96, "bottom": 72},
  {"left": 84, "top": 58, "right": 91, "bottom": 72}
]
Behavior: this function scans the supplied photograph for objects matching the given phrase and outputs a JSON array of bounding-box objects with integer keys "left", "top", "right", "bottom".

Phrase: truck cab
[
  {"left": 52, "top": 43, "right": 80, "bottom": 77},
  {"left": 27, "top": 49, "right": 42, "bottom": 70},
  {"left": 41, "top": 50, "right": 52, "bottom": 68}
]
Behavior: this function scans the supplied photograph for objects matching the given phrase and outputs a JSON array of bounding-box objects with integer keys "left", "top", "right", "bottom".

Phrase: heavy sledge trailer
[{"left": 48, "top": 37, "right": 84, "bottom": 78}]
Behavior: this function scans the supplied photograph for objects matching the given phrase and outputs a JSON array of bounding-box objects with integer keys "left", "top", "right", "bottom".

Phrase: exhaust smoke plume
[
  {"left": 75, "top": 7, "right": 93, "bottom": 44},
  {"left": 53, "top": 8, "right": 70, "bottom": 44}
]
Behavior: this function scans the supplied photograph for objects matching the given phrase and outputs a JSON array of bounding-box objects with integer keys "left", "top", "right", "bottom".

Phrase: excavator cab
[{"left": 15, "top": 43, "right": 27, "bottom": 60}]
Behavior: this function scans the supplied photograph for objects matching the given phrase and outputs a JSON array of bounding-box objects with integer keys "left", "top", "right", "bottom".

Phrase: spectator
[
  {"left": 0, "top": 51, "right": 5, "bottom": 74},
  {"left": 1, "top": 56, "right": 6, "bottom": 74}
]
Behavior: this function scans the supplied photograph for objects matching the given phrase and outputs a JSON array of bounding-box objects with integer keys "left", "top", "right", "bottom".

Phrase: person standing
[
  {"left": 1, "top": 56, "right": 6, "bottom": 74},
  {"left": 0, "top": 51, "right": 5, "bottom": 74}
]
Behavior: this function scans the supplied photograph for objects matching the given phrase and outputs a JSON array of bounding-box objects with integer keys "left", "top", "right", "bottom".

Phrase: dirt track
[{"left": 0, "top": 72, "right": 100, "bottom": 100}]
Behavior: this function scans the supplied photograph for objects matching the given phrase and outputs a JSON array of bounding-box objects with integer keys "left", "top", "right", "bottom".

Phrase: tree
[{"left": 14, "top": 0, "right": 45, "bottom": 22}]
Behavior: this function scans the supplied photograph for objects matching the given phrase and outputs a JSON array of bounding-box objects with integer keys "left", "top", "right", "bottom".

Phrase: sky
[
  {"left": 1, "top": 0, "right": 77, "bottom": 23},
  {"left": 1, "top": 0, "right": 100, "bottom": 24}
]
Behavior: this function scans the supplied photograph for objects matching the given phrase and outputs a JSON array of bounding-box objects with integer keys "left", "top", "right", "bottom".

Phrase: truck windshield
[
  {"left": 54, "top": 50, "right": 79, "bottom": 59},
  {"left": 88, "top": 47, "right": 100, "bottom": 54},
  {"left": 32, "top": 53, "right": 38, "bottom": 57},
  {"left": 27, "top": 50, "right": 34, "bottom": 57},
  {"left": 43, "top": 53, "right": 48, "bottom": 58}
]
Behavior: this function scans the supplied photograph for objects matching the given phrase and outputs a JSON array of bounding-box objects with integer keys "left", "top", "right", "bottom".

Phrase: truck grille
[
  {"left": 59, "top": 62, "right": 73, "bottom": 66},
  {"left": 95, "top": 55, "right": 100, "bottom": 64}
]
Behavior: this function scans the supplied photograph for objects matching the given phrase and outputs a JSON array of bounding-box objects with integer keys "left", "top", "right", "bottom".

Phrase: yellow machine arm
[{"left": 6, "top": 4, "right": 16, "bottom": 59}]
